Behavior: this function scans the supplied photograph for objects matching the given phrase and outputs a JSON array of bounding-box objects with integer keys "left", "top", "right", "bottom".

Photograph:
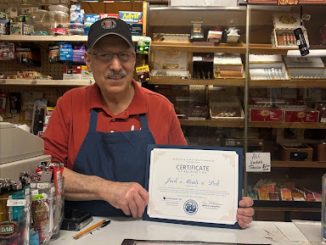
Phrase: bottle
[{"left": 322, "top": 173, "right": 326, "bottom": 242}]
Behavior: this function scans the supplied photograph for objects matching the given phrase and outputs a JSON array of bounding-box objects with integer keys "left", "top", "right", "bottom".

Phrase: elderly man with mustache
[{"left": 43, "top": 18, "right": 254, "bottom": 228}]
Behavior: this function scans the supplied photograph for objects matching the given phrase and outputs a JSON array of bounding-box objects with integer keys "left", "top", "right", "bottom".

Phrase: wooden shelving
[
  {"left": 178, "top": 119, "right": 326, "bottom": 129},
  {"left": 250, "top": 79, "right": 326, "bottom": 89},
  {"left": 149, "top": 77, "right": 245, "bottom": 86},
  {"left": 271, "top": 161, "right": 326, "bottom": 168},
  {"left": 180, "top": 118, "right": 244, "bottom": 128},
  {"left": 151, "top": 42, "right": 247, "bottom": 53},
  {"left": 150, "top": 77, "right": 326, "bottom": 88},
  {"left": 249, "top": 122, "right": 326, "bottom": 129},
  {"left": 0, "top": 79, "right": 94, "bottom": 86},
  {"left": 0, "top": 35, "right": 143, "bottom": 42}
]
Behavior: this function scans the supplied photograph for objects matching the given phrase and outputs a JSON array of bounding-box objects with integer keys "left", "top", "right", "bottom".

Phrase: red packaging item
[
  {"left": 283, "top": 107, "right": 319, "bottom": 122},
  {"left": 250, "top": 107, "right": 283, "bottom": 122}
]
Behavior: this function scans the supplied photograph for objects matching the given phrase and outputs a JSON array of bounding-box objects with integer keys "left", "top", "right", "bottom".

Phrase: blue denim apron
[{"left": 65, "top": 109, "right": 155, "bottom": 216}]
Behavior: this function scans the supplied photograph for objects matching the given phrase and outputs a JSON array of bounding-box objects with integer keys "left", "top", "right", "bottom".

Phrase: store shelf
[
  {"left": 271, "top": 161, "right": 326, "bottom": 168},
  {"left": 151, "top": 42, "right": 246, "bottom": 53},
  {"left": 254, "top": 200, "right": 321, "bottom": 209},
  {"left": 0, "top": 79, "right": 94, "bottom": 86},
  {"left": 249, "top": 122, "right": 326, "bottom": 129},
  {"left": 149, "top": 6, "right": 246, "bottom": 11},
  {"left": 0, "top": 35, "right": 144, "bottom": 42},
  {"left": 249, "top": 44, "right": 293, "bottom": 55},
  {"left": 248, "top": 3, "right": 326, "bottom": 6},
  {"left": 249, "top": 79, "right": 326, "bottom": 88},
  {"left": 180, "top": 118, "right": 245, "bottom": 128},
  {"left": 150, "top": 76, "right": 245, "bottom": 86}
]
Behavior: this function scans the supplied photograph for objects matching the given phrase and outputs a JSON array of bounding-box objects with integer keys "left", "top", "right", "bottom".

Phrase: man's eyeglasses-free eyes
[{"left": 90, "top": 52, "right": 135, "bottom": 63}]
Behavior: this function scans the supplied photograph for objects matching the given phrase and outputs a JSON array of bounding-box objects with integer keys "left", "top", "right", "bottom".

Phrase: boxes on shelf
[
  {"left": 151, "top": 50, "right": 190, "bottom": 79},
  {"left": 188, "top": 85, "right": 208, "bottom": 120},
  {"left": 10, "top": 22, "right": 34, "bottom": 35},
  {"left": 282, "top": 105, "right": 320, "bottom": 122},
  {"left": 249, "top": 54, "right": 289, "bottom": 80},
  {"left": 210, "top": 101, "right": 244, "bottom": 119},
  {"left": 213, "top": 54, "right": 244, "bottom": 78},
  {"left": 192, "top": 53, "right": 214, "bottom": 79},
  {"left": 225, "top": 138, "right": 264, "bottom": 152},
  {"left": 281, "top": 144, "right": 313, "bottom": 161},
  {"left": 119, "top": 11, "right": 143, "bottom": 36},
  {"left": 272, "top": 13, "right": 309, "bottom": 48},
  {"left": 152, "top": 33, "right": 190, "bottom": 43},
  {"left": 250, "top": 106, "right": 284, "bottom": 122},
  {"left": 284, "top": 56, "right": 326, "bottom": 79}
]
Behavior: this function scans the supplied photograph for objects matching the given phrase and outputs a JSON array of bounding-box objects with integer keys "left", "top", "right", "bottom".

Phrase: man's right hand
[{"left": 101, "top": 181, "right": 149, "bottom": 218}]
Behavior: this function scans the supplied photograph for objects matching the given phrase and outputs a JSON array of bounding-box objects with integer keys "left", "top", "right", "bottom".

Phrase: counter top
[
  {"left": 51, "top": 218, "right": 311, "bottom": 245},
  {"left": 293, "top": 220, "right": 323, "bottom": 245}
]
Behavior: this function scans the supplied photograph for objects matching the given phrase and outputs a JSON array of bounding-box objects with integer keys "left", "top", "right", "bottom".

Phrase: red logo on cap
[{"left": 101, "top": 19, "right": 116, "bottom": 30}]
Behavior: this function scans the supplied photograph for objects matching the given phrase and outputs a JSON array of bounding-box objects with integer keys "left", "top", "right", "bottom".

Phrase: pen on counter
[{"left": 73, "top": 219, "right": 111, "bottom": 240}]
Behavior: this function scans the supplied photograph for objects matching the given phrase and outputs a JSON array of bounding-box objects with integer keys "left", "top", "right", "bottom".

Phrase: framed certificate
[{"left": 143, "top": 145, "right": 243, "bottom": 229}]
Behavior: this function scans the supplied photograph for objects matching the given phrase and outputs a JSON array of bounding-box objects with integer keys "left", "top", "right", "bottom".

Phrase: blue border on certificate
[{"left": 143, "top": 144, "right": 244, "bottom": 229}]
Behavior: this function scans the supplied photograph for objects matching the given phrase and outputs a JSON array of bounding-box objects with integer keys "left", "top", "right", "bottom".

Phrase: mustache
[{"left": 105, "top": 70, "right": 127, "bottom": 79}]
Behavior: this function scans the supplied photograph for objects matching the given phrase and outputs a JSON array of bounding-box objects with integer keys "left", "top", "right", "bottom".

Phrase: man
[{"left": 44, "top": 18, "right": 254, "bottom": 228}]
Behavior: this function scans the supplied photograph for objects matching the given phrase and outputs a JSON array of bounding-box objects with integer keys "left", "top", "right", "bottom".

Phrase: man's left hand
[{"left": 237, "top": 196, "right": 254, "bottom": 229}]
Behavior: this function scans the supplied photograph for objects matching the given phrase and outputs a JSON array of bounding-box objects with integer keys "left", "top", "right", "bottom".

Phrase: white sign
[{"left": 246, "top": 152, "right": 271, "bottom": 172}]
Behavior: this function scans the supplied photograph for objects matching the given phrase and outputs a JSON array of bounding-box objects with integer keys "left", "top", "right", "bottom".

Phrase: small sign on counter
[{"left": 246, "top": 152, "right": 271, "bottom": 172}]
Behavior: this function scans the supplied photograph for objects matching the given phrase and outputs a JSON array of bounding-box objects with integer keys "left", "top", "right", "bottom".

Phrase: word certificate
[{"left": 147, "top": 148, "right": 239, "bottom": 225}]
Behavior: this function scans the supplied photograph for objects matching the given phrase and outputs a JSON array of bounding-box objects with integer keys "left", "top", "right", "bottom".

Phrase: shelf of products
[
  {"left": 245, "top": 4, "right": 326, "bottom": 221},
  {"left": 151, "top": 42, "right": 247, "bottom": 53},
  {"left": 0, "top": 35, "right": 144, "bottom": 42},
  {"left": 149, "top": 77, "right": 245, "bottom": 86},
  {"left": 0, "top": 79, "right": 94, "bottom": 86},
  {"left": 271, "top": 161, "right": 326, "bottom": 168},
  {"left": 249, "top": 122, "right": 326, "bottom": 129},
  {"left": 249, "top": 79, "right": 326, "bottom": 88},
  {"left": 180, "top": 118, "right": 245, "bottom": 128}
]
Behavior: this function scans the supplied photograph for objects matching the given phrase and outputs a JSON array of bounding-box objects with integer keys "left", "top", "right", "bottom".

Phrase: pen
[{"left": 73, "top": 219, "right": 111, "bottom": 240}]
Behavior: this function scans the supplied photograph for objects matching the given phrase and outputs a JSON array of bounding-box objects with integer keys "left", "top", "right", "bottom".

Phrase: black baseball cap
[{"left": 87, "top": 18, "right": 133, "bottom": 50}]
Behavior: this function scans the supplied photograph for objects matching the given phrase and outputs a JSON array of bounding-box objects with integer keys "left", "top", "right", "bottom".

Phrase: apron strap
[
  {"left": 139, "top": 114, "right": 149, "bottom": 130},
  {"left": 89, "top": 109, "right": 98, "bottom": 132}
]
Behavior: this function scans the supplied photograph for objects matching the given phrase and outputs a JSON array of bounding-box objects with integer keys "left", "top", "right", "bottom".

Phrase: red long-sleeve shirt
[{"left": 43, "top": 81, "right": 187, "bottom": 169}]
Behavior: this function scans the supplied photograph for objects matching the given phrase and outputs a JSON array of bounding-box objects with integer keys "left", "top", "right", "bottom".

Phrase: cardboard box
[
  {"left": 250, "top": 107, "right": 283, "bottom": 122},
  {"left": 284, "top": 57, "right": 326, "bottom": 79},
  {"left": 272, "top": 13, "right": 309, "bottom": 48},
  {"left": 281, "top": 144, "right": 313, "bottom": 161},
  {"left": 283, "top": 106, "right": 320, "bottom": 122}
]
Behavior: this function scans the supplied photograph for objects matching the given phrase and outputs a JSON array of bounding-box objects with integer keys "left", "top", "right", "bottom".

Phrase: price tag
[{"left": 246, "top": 152, "right": 271, "bottom": 172}]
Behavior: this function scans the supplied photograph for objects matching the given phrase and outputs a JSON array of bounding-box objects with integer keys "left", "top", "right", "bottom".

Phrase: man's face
[{"left": 85, "top": 35, "right": 136, "bottom": 96}]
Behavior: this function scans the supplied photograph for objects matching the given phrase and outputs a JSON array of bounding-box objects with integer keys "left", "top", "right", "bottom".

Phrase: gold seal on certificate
[{"left": 145, "top": 146, "right": 242, "bottom": 228}]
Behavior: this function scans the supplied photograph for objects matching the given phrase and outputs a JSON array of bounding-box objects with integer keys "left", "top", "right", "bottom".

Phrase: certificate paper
[{"left": 145, "top": 146, "right": 242, "bottom": 227}]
